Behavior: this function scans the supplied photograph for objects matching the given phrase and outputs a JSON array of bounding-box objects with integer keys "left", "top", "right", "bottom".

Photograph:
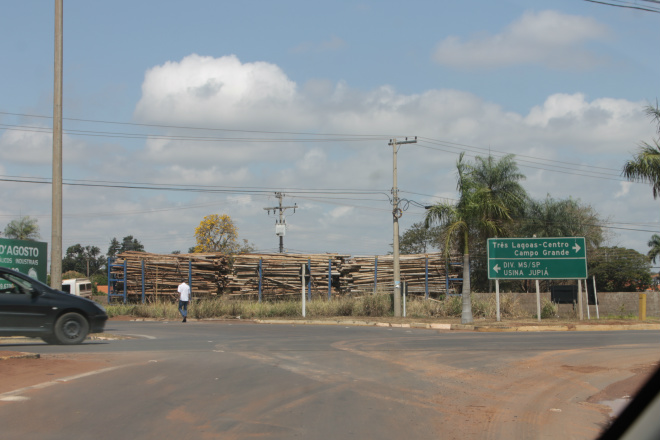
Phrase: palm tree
[
  {"left": 470, "top": 154, "right": 528, "bottom": 222},
  {"left": 622, "top": 103, "right": 660, "bottom": 198},
  {"left": 623, "top": 103, "right": 660, "bottom": 267},
  {"left": 425, "top": 153, "right": 519, "bottom": 324},
  {"left": 646, "top": 101, "right": 660, "bottom": 134},
  {"left": 3, "top": 216, "right": 40, "bottom": 241},
  {"left": 648, "top": 234, "right": 660, "bottom": 264}
]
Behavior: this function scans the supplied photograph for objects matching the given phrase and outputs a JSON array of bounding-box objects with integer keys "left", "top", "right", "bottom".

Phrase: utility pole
[
  {"left": 389, "top": 137, "right": 416, "bottom": 317},
  {"left": 50, "top": 0, "right": 63, "bottom": 290},
  {"left": 263, "top": 192, "right": 297, "bottom": 253}
]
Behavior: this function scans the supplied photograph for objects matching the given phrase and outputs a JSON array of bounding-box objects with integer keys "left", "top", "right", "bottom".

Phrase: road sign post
[
  {"left": 488, "top": 237, "right": 588, "bottom": 321},
  {"left": 487, "top": 237, "right": 587, "bottom": 280}
]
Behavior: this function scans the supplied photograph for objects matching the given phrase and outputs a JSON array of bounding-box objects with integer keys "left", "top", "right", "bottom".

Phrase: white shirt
[{"left": 178, "top": 282, "right": 191, "bottom": 301}]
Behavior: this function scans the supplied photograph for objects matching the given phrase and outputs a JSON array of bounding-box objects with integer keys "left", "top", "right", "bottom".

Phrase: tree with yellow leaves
[{"left": 193, "top": 214, "right": 254, "bottom": 254}]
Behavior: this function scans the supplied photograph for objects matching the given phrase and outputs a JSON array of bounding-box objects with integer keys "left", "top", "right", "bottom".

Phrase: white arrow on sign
[
  {"left": 572, "top": 243, "right": 581, "bottom": 253},
  {"left": 493, "top": 264, "right": 501, "bottom": 273}
]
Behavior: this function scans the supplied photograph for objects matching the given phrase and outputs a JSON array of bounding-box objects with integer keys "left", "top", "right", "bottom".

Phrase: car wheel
[{"left": 53, "top": 312, "right": 89, "bottom": 345}]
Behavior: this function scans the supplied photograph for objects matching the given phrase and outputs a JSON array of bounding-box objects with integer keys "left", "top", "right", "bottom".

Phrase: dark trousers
[{"left": 179, "top": 300, "right": 189, "bottom": 317}]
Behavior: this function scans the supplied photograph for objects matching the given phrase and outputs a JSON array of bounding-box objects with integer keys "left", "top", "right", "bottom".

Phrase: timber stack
[
  {"left": 108, "top": 251, "right": 463, "bottom": 300},
  {"left": 110, "top": 251, "right": 230, "bottom": 298},
  {"left": 226, "top": 253, "right": 348, "bottom": 299},
  {"left": 340, "top": 254, "right": 463, "bottom": 295}
]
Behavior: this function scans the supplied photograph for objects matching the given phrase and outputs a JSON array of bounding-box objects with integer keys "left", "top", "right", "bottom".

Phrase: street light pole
[{"left": 51, "top": 0, "right": 63, "bottom": 289}]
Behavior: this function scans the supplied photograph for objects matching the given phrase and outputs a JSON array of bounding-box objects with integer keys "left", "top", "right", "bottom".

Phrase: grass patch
[{"left": 105, "top": 292, "right": 529, "bottom": 320}]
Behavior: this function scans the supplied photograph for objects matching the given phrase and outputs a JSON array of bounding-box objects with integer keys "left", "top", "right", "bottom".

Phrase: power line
[
  {"left": 0, "top": 174, "right": 390, "bottom": 196},
  {"left": 1, "top": 111, "right": 634, "bottom": 183},
  {"left": 0, "top": 123, "right": 388, "bottom": 143},
  {"left": 417, "top": 136, "right": 621, "bottom": 173},
  {"left": 0, "top": 111, "right": 395, "bottom": 139},
  {"left": 416, "top": 138, "right": 625, "bottom": 181},
  {"left": 3, "top": 173, "right": 658, "bottom": 233},
  {"left": 583, "top": 0, "right": 660, "bottom": 13}
]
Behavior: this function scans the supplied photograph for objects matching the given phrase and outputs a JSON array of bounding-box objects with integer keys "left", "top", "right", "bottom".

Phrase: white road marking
[
  {"left": 0, "top": 396, "right": 30, "bottom": 402},
  {"left": 0, "top": 363, "right": 141, "bottom": 402},
  {"left": 123, "top": 334, "right": 157, "bottom": 339}
]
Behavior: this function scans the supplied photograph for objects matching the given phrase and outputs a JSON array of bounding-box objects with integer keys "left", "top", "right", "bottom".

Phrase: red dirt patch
[{"left": 0, "top": 354, "right": 116, "bottom": 395}]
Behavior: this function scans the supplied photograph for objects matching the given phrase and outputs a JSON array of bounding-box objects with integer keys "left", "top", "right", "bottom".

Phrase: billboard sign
[{"left": 0, "top": 238, "right": 48, "bottom": 283}]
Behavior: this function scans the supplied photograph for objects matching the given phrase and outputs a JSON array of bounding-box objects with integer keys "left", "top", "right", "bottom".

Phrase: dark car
[{"left": 0, "top": 266, "right": 108, "bottom": 344}]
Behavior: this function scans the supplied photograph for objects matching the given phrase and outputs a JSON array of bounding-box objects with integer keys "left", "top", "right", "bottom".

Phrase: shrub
[
  {"left": 357, "top": 294, "right": 392, "bottom": 317},
  {"left": 540, "top": 299, "right": 557, "bottom": 319}
]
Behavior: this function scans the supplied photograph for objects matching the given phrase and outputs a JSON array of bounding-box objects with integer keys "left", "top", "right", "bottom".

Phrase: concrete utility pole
[
  {"left": 389, "top": 137, "right": 416, "bottom": 317},
  {"left": 51, "top": 0, "right": 63, "bottom": 290},
  {"left": 263, "top": 192, "right": 297, "bottom": 253}
]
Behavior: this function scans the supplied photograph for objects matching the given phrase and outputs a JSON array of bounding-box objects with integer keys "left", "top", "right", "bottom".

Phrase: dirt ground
[{"left": 0, "top": 352, "right": 122, "bottom": 395}]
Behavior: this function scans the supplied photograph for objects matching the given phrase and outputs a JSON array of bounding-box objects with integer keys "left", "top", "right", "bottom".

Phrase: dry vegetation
[{"left": 105, "top": 292, "right": 531, "bottom": 321}]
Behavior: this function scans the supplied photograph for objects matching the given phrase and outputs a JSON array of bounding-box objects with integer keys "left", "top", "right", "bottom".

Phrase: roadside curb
[
  {"left": 474, "top": 323, "right": 660, "bottom": 332},
  {"left": 253, "top": 319, "right": 660, "bottom": 332}
]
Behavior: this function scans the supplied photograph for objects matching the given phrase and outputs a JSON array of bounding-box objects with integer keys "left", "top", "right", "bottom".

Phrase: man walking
[{"left": 178, "top": 279, "right": 191, "bottom": 322}]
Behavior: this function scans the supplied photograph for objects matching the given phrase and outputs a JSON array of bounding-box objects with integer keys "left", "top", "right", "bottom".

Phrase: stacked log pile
[
  {"left": 109, "top": 251, "right": 463, "bottom": 300},
  {"left": 340, "top": 254, "right": 463, "bottom": 296},
  {"left": 110, "top": 251, "right": 230, "bottom": 298},
  {"left": 226, "top": 253, "right": 348, "bottom": 299}
]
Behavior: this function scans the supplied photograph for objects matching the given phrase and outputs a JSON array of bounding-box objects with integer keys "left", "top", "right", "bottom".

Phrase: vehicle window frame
[{"left": 0, "top": 273, "right": 36, "bottom": 295}]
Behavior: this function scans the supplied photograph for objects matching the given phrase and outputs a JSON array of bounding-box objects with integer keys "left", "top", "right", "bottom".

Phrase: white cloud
[
  {"left": 433, "top": 10, "right": 609, "bottom": 69},
  {"left": 329, "top": 206, "right": 354, "bottom": 219},
  {"left": 0, "top": 128, "right": 52, "bottom": 165},
  {"left": 130, "top": 55, "right": 655, "bottom": 206},
  {"left": 134, "top": 54, "right": 303, "bottom": 129},
  {"left": 522, "top": 93, "right": 651, "bottom": 153},
  {"left": 0, "top": 125, "right": 94, "bottom": 169},
  {"left": 227, "top": 194, "right": 253, "bottom": 206},
  {"left": 615, "top": 181, "right": 632, "bottom": 198},
  {"left": 296, "top": 148, "right": 327, "bottom": 175}
]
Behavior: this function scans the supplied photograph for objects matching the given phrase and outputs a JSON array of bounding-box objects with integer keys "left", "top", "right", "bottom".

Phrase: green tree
[
  {"left": 121, "top": 235, "right": 144, "bottom": 253},
  {"left": 588, "top": 246, "right": 652, "bottom": 292},
  {"left": 502, "top": 195, "right": 606, "bottom": 293},
  {"left": 107, "top": 238, "right": 121, "bottom": 258},
  {"left": 3, "top": 216, "right": 40, "bottom": 241},
  {"left": 647, "top": 234, "right": 660, "bottom": 265},
  {"left": 399, "top": 222, "right": 442, "bottom": 254},
  {"left": 107, "top": 236, "right": 145, "bottom": 258},
  {"left": 516, "top": 196, "right": 604, "bottom": 251},
  {"left": 62, "top": 244, "right": 106, "bottom": 277},
  {"left": 425, "top": 153, "right": 519, "bottom": 324},
  {"left": 622, "top": 102, "right": 660, "bottom": 198}
]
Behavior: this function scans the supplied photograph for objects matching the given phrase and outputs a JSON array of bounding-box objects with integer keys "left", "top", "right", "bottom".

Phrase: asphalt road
[{"left": 1, "top": 321, "right": 659, "bottom": 440}]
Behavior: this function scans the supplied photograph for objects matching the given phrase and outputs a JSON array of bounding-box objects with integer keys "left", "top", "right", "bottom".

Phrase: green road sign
[
  {"left": 0, "top": 238, "right": 48, "bottom": 283},
  {"left": 487, "top": 237, "right": 587, "bottom": 280}
]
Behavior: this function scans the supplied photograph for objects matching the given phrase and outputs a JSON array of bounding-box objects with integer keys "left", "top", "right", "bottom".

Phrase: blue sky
[{"left": 1, "top": 0, "right": 659, "bottom": 263}]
